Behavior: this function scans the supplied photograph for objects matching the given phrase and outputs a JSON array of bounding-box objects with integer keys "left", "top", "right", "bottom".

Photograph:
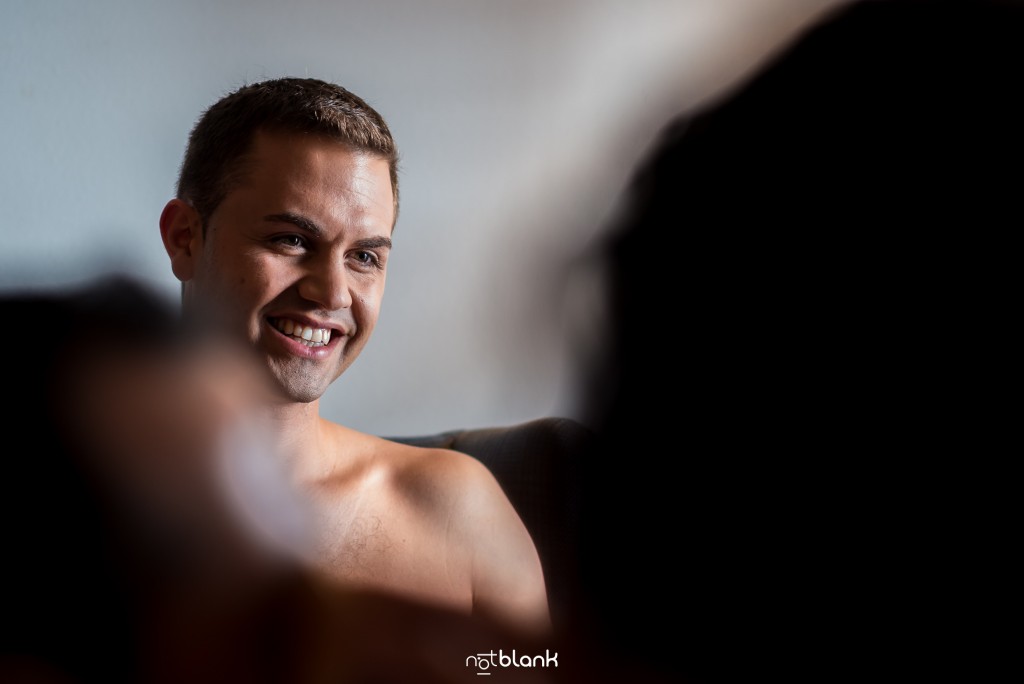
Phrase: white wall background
[{"left": 1, "top": 0, "right": 847, "bottom": 437}]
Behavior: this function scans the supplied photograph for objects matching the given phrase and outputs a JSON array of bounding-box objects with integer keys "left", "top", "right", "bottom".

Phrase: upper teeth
[{"left": 274, "top": 319, "right": 331, "bottom": 346}]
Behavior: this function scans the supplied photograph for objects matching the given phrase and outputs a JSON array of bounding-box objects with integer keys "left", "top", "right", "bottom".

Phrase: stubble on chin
[{"left": 265, "top": 357, "right": 338, "bottom": 405}]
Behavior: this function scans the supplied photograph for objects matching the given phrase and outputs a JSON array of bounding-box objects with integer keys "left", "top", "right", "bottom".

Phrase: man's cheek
[{"left": 357, "top": 291, "right": 384, "bottom": 323}]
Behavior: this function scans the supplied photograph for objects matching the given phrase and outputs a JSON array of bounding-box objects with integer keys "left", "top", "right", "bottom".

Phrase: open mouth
[{"left": 269, "top": 317, "right": 335, "bottom": 348}]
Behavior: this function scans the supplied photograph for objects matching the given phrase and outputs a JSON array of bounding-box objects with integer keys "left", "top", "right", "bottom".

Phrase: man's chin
[
  {"left": 261, "top": 366, "right": 334, "bottom": 406},
  {"left": 274, "top": 382, "right": 329, "bottom": 405}
]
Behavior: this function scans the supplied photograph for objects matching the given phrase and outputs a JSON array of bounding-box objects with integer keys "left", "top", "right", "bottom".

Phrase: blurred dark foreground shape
[{"left": 572, "top": 0, "right": 1023, "bottom": 682}]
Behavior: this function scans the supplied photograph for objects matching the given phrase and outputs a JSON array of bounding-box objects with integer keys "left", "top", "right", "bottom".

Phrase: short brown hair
[{"left": 175, "top": 77, "right": 400, "bottom": 227}]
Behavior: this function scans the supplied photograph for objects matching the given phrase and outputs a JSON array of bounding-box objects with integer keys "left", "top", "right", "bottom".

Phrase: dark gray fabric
[{"left": 387, "top": 417, "right": 592, "bottom": 630}]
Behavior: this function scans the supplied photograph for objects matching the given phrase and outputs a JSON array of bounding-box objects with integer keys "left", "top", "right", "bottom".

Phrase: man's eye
[
  {"left": 353, "top": 251, "right": 381, "bottom": 267},
  {"left": 274, "top": 235, "right": 307, "bottom": 249}
]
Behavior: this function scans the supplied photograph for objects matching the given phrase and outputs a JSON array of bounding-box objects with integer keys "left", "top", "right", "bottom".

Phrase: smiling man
[{"left": 158, "top": 77, "right": 550, "bottom": 635}]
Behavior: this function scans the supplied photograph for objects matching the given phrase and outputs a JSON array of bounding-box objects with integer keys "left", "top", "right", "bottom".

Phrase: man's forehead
[{"left": 223, "top": 130, "right": 396, "bottom": 227}]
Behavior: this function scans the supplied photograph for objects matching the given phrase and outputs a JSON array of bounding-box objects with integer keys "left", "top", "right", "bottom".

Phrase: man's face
[{"left": 180, "top": 131, "right": 395, "bottom": 404}]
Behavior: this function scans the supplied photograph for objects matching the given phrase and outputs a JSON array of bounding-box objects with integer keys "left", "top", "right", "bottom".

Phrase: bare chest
[{"left": 304, "top": 487, "right": 471, "bottom": 612}]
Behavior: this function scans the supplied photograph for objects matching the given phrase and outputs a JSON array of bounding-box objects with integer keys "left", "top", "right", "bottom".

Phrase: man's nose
[{"left": 298, "top": 257, "right": 353, "bottom": 311}]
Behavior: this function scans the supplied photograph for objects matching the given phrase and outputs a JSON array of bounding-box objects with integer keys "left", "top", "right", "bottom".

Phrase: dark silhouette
[{"left": 573, "top": 1, "right": 1022, "bottom": 682}]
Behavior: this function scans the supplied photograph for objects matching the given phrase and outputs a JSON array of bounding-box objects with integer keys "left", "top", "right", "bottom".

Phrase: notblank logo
[{"left": 466, "top": 650, "right": 559, "bottom": 675}]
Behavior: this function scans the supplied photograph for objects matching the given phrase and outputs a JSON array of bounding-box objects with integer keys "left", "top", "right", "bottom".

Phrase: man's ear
[{"left": 159, "top": 199, "right": 203, "bottom": 282}]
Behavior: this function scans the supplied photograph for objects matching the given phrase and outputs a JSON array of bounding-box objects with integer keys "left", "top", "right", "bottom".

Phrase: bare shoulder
[
  {"left": 385, "top": 440, "right": 505, "bottom": 509},
  {"left": 325, "top": 425, "right": 509, "bottom": 525},
  {"left": 319, "top": 424, "right": 550, "bottom": 634},
  {"left": 370, "top": 434, "right": 552, "bottom": 634},
  {"left": 370, "top": 436, "right": 520, "bottom": 530}
]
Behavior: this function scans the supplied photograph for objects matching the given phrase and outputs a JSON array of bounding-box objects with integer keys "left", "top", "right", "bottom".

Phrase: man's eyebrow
[
  {"left": 353, "top": 237, "right": 392, "bottom": 251},
  {"left": 264, "top": 212, "right": 323, "bottom": 236},
  {"left": 263, "top": 213, "right": 391, "bottom": 250}
]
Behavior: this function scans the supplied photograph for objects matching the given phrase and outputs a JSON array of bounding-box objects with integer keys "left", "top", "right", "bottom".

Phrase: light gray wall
[{"left": 1, "top": 0, "right": 847, "bottom": 436}]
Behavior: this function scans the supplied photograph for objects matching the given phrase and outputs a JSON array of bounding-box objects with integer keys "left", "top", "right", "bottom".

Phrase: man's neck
[
  {"left": 261, "top": 396, "right": 321, "bottom": 445},
  {"left": 257, "top": 398, "right": 347, "bottom": 484}
]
